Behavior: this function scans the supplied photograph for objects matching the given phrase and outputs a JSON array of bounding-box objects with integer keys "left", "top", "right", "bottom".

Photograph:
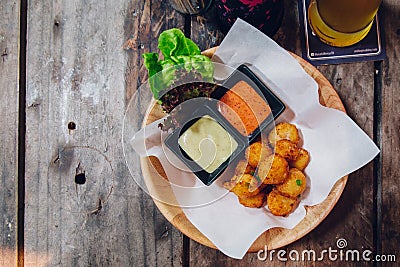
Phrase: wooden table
[{"left": 1, "top": 1, "right": 399, "bottom": 266}]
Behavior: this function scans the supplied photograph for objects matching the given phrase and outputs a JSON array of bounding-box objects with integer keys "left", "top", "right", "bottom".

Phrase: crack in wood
[
  {"left": 87, "top": 198, "right": 103, "bottom": 215},
  {"left": 53, "top": 156, "right": 60, "bottom": 164},
  {"left": 159, "top": 226, "right": 169, "bottom": 239},
  {"left": 28, "top": 102, "right": 40, "bottom": 108},
  {"left": 1, "top": 47, "right": 8, "bottom": 61}
]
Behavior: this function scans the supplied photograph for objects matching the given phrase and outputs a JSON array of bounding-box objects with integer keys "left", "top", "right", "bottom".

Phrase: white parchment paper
[{"left": 130, "top": 19, "right": 379, "bottom": 259}]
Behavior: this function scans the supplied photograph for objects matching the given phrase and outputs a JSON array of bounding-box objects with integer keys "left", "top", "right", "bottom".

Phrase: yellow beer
[{"left": 308, "top": 0, "right": 382, "bottom": 47}]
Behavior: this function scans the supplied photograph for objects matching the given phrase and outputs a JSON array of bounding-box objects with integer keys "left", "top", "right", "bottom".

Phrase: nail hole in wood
[
  {"left": 75, "top": 173, "right": 86, "bottom": 185},
  {"left": 68, "top": 121, "right": 76, "bottom": 130},
  {"left": 75, "top": 162, "right": 86, "bottom": 185}
]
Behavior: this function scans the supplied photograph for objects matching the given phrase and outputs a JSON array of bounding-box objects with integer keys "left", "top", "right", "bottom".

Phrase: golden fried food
[
  {"left": 257, "top": 154, "right": 289, "bottom": 184},
  {"left": 267, "top": 189, "right": 299, "bottom": 216},
  {"left": 225, "top": 162, "right": 254, "bottom": 189},
  {"left": 238, "top": 193, "right": 266, "bottom": 208},
  {"left": 276, "top": 168, "right": 307, "bottom": 198},
  {"left": 245, "top": 141, "right": 273, "bottom": 168},
  {"left": 226, "top": 121, "right": 309, "bottom": 213},
  {"left": 268, "top": 122, "right": 300, "bottom": 146},
  {"left": 226, "top": 174, "right": 260, "bottom": 198},
  {"left": 290, "top": 148, "right": 310, "bottom": 171},
  {"left": 274, "top": 139, "right": 299, "bottom": 161},
  {"left": 233, "top": 160, "right": 255, "bottom": 179}
]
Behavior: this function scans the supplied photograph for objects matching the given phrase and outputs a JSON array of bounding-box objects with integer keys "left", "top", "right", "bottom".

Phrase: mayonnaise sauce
[{"left": 178, "top": 115, "right": 238, "bottom": 173}]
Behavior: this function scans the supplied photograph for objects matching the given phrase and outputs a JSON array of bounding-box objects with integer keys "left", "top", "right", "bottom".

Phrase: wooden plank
[
  {"left": 190, "top": 5, "right": 225, "bottom": 51},
  {"left": 380, "top": 0, "right": 400, "bottom": 261},
  {"left": 274, "top": 0, "right": 303, "bottom": 55},
  {"left": 189, "top": 1, "right": 376, "bottom": 265},
  {"left": 0, "top": 1, "right": 20, "bottom": 266},
  {"left": 25, "top": 0, "right": 183, "bottom": 266},
  {"left": 129, "top": 1, "right": 186, "bottom": 266}
]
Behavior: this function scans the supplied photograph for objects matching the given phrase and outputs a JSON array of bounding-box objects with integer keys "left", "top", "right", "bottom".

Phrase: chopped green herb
[
  {"left": 296, "top": 179, "right": 302, "bottom": 186},
  {"left": 254, "top": 174, "right": 262, "bottom": 183}
]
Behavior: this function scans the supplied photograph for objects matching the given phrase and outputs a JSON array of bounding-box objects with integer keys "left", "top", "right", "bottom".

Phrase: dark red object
[{"left": 215, "top": 0, "right": 284, "bottom": 37}]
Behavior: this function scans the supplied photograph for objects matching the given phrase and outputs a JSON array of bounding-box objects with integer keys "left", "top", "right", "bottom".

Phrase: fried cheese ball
[
  {"left": 245, "top": 141, "right": 273, "bottom": 168},
  {"left": 226, "top": 174, "right": 261, "bottom": 198},
  {"left": 268, "top": 122, "right": 300, "bottom": 146},
  {"left": 276, "top": 168, "right": 307, "bottom": 198},
  {"left": 238, "top": 193, "right": 266, "bottom": 208},
  {"left": 256, "top": 154, "right": 289, "bottom": 184},
  {"left": 267, "top": 189, "right": 299, "bottom": 216},
  {"left": 289, "top": 148, "right": 310, "bottom": 171},
  {"left": 274, "top": 139, "right": 299, "bottom": 161},
  {"left": 225, "top": 161, "right": 254, "bottom": 189},
  {"left": 234, "top": 160, "right": 255, "bottom": 179}
]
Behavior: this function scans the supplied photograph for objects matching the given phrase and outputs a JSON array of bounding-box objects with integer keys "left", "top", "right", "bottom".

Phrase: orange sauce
[{"left": 218, "top": 80, "right": 271, "bottom": 136}]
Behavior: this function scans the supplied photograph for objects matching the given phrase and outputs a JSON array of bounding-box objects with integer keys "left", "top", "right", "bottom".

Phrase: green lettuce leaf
[
  {"left": 142, "top": 28, "right": 214, "bottom": 100},
  {"left": 143, "top": 52, "right": 161, "bottom": 77},
  {"left": 158, "top": 28, "right": 201, "bottom": 59},
  {"left": 174, "top": 55, "right": 214, "bottom": 82},
  {"left": 143, "top": 53, "right": 163, "bottom": 96}
]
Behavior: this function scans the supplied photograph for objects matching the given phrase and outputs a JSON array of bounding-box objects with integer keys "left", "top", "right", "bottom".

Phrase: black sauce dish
[
  {"left": 211, "top": 64, "right": 285, "bottom": 142},
  {"left": 164, "top": 65, "right": 285, "bottom": 186},
  {"left": 164, "top": 102, "right": 247, "bottom": 186}
]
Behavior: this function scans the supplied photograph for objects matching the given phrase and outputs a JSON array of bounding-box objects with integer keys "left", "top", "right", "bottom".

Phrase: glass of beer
[
  {"left": 308, "top": 0, "right": 382, "bottom": 47},
  {"left": 168, "top": 0, "right": 213, "bottom": 15}
]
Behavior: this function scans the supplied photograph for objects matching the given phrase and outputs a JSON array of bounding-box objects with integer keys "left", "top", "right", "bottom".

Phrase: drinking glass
[
  {"left": 308, "top": 0, "right": 382, "bottom": 47},
  {"left": 168, "top": 0, "right": 213, "bottom": 15}
]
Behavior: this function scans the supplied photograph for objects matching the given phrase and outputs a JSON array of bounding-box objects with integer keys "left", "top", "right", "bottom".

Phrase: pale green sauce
[{"left": 178, "top": 115, "right": 238, "bottom": 173}]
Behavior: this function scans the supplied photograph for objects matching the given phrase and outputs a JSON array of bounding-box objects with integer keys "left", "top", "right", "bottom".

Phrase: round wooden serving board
[{"left": 140, "top": 47, "right": 348, "bottom": 252}]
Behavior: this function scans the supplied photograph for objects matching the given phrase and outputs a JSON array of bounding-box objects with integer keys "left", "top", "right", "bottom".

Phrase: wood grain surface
[
  {"left": 23, "top": 1, "right": 184, "bottom": 266},
  {"left": 0, "top": 1, "right": 20, "bottom": 267}
]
